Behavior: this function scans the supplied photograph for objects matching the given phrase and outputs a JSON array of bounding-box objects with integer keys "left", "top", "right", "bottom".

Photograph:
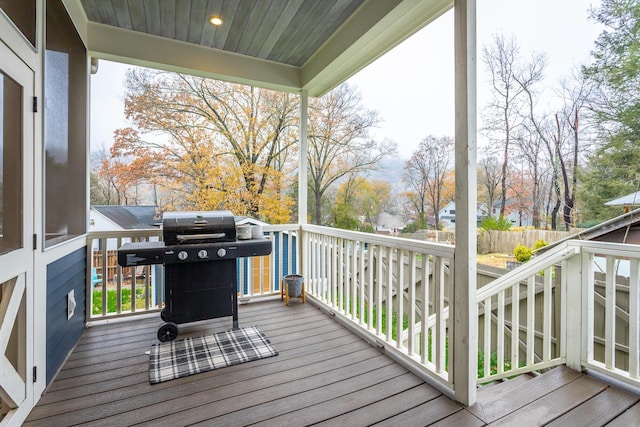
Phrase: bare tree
[
  {"left": 478, "top": 156, "right": 502, "bottom": 217},
  {"left": 514, "top": 126, "right": 548, "bottom": 228},
  {"left": 307, "top": 83, "right": 395, "bottom": 225},
  {"left": 482, "top": 34, "right": 544, "bottom": 216},
  {"left": 403, "top": 136, "right": 454, "bottom": 229},
  {"left": 518, "top": 66, "right": 591, "bottom": 230},
  {"left": 556, "top": 71, "right": 593, "bottom": 228}
]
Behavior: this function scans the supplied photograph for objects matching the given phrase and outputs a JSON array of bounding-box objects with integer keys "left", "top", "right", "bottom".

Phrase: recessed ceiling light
[{"left": 209, "top": 15, "right": 223, "bottom": 26}]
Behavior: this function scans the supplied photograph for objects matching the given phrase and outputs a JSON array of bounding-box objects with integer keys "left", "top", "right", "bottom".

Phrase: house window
[
  {"left": 0, "top": 71, "right": 23, "bottom": 254},
  {"left": 44, "top": 0, "right": 86, "bottom": 247},
  {"left": 0, "top": 0, "right": 37, "bottom": 47},
  {"left": 450, "top": 209, "right": 455, "bottom": 215}
]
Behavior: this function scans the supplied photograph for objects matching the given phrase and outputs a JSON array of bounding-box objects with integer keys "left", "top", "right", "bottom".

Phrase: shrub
[
  {"left": 533, "top": 239, "right": 548, "bottom": 250},
  {"left": 480, "top": 215, "right": 512, "bottom": 231},
  {"left": 513, "top": 244, "right": 532, "bottom": 262}
]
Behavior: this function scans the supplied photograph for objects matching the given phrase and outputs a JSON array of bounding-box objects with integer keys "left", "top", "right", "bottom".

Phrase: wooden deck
[{"left": 26, "top": 299, "right": 640, "bottom": 426}]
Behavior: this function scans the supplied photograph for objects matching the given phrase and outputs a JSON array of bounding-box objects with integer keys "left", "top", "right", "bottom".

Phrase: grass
[
  {"left": 326, "top": 290, "right": 519, "bottom": 378},
  {"left": 92, "top": 286, "right": 149, "bottom": 315}
]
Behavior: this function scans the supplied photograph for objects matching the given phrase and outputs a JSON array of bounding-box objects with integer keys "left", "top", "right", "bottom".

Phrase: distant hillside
[{"left": 368, "top": 157, "right": 407, "bottom": 195}]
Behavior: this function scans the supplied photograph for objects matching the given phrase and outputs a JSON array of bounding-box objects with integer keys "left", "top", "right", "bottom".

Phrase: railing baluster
[
  {"left": 497, "top": 290, "right": 505, "bottom": 374},
  {"left": 102, "top": 237, "right": 109, "bottom": 316},
  {"left": 630, "top": 259, "right": 640, "bottom": 379},
  {"left": 408, "top": 251, "right": 417, "bottom": 356},
  {"left": 605, "top": 255, "right": 616, "bottom": 370},
  {"left": 543, "top": 266, "right": 552, "bottom": 361},
  {"left": 376, "top": 245, "right": 383, "bottom": 335},
  {"left": 484, "top": 297, "right": 491, "bottom": 378},
  {"left": 338, "top": 238, "right": 344, "bottom": 312},
  {"left": 421, "top": 253, "right": 429, "bottom": 364},
  {"left": 435, "top": 256, "right": 445, "bottom": 374},
  {"left": 350, "top": 240, "right": 357, "bottom": 321},
  {"left": 396, "top": 249, "right": 404, "bottom": 349},
  {"left": 330, "top": 236, "right": 337, "bottom": 305},
  {"left": 386, "top": 247, "right": 393, "bottom": 342},
  {"left": 526, "top": 275, "right": 535, "bottom": 366},
  {"left": 511, "top": 282, "right": 519, "bottom": 370},
  {"left": 359, "top": 240, "right": 366, "bottom": 325},
  {"left": 367, "top": 244, "right": 374, "bottom": 330},
  {"left": 584, "top": 251, "right": 595, "bottom": 365}
]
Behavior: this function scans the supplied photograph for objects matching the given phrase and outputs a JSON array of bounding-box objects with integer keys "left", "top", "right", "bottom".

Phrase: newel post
[
  {"left": 453, "top": 0, "right": 477, "bottom": 406},
  {"left": 564, "top": 247, "right": 584, "bottom": 371}
]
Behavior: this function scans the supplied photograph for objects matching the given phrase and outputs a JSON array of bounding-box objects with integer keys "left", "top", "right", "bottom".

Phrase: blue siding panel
[
  {"left": 46, "top": 247, "right": 86, "bottom": 385},
  {"left": 238, "top": 232, "right": 297, "bottom": 293}
]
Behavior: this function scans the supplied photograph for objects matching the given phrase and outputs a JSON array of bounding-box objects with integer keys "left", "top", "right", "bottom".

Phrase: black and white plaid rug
[{"left": 149, "top": 326, "right": 278, "bottom": 384}]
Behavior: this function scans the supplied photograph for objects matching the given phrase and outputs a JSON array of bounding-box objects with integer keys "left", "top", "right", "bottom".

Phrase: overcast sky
[
  {"left": 90, "top": 0, "right": 603, "bottom": 160},
  {"left": 347, "top": 0, "right": 603, "bottom": 158}
]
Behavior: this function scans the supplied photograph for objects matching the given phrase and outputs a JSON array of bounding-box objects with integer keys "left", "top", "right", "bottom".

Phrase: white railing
[
  {"left": 86, "top": 225, "right": 299, "bottom": 321},
  {"left": 86, "top": 226, "right": 640, "bottom": 399},
  {"left": 476, "top": 239, "right": 640, "bottom": 391},
  {"left": 86, "top": 230, "right": 163, "bottom": 321},
  {"left": 301, "top": 224, "right": 456, "bottom": 393},
  {"left": 574, "top": 240, "right": 640, "bottom": 389}
]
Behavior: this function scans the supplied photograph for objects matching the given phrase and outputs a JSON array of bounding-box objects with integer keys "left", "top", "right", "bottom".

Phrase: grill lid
[{"left": 162, "top": 210, "right": 236, "bottom": 245}]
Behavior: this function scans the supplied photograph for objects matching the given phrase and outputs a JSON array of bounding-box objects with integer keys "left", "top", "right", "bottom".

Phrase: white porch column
[
  {"left": 453, "top": 0, "right": 477, "bottom": 406},
  {"left": 297, "top": 90, "right": 309, "bottom": 278},
  {"left": 298, "top": 89, "right": 309, "bottom": 225}
]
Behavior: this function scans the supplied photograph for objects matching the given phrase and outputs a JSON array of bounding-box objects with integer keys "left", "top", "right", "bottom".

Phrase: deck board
[
  {"left": 546, "top": 385, "right": 640, "bottom": 427},
  {"left": 488, "top": 375, "right": 607, "bottom": 426},
  {"left": 25, "top": 299, "right": 640, "bottom": 426}
]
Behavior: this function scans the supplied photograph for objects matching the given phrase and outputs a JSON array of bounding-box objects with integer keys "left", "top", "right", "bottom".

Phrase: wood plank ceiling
[{"left": 80, "top": 0, "right": 365, "bottom": 68}]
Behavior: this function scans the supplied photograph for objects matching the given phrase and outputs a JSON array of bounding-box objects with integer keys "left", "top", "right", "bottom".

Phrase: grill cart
[{"left": 117, "top": 211, "right": 271, "bottom": 341}]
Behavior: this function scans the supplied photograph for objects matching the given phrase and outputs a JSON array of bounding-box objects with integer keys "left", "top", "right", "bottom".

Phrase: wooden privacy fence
[
  {"left": 477, "top": 229, "right": 572, "bottom": 254},
  {"left": 92, "top": 250, "right": 119, "bottom": 281}
]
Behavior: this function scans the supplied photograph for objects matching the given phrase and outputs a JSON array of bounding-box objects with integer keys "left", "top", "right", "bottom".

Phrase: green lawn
[{"left": 92, "top": 286, "right": 149, "bottom": 315}]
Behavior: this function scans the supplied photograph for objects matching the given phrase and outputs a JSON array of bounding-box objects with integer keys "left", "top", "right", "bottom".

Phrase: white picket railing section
[
  {"left": 86, "top": 226, "right": 298, "bottom": 321},
  {"left": 301, "top": 224, "right": 456, "bottom": 392},
  {"left": 86, "top": 226, "right": 640, "bottom": 399},
  {"left": 476, "top": 239, "right": 640, "bottom": 391}
]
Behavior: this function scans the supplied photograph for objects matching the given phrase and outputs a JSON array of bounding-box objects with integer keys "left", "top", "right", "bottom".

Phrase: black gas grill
[{"left": 117, "top": 210, "right": 271, "bottom": 342}]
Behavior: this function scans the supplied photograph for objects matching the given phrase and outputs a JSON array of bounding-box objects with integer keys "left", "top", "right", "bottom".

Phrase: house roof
[
  {"left": 67, "top": 0, "right": 452, "bottom": 97},
  {"left": 604, "top": 191, "right": 640, "bottom": 207},
  {"left": 537, "top": 207, "right": 640, "bottom": 253},
  {"left": 92, "top": 205, "right": 161, "bottom": 229}
]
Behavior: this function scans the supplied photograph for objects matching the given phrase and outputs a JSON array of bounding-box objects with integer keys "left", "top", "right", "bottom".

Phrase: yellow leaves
[{"left": 106, "top": 69, "right": 301, "bottom": 222}]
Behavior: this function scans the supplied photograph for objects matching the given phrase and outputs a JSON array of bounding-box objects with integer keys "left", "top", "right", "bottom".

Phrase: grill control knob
[
  {"left": 198, "top": 249, "right": 208, "bottom": 259},
  {"left": 177, "top": 251, "right": 188, "bottom": 261},
  {"left": 217, "top": 248, "right": 227, "bottom": 258}
]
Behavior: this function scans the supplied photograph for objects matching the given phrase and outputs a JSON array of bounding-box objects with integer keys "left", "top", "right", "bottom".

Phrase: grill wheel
[{"left": 157, "top": 322, "right": 179, "bottom": 342}]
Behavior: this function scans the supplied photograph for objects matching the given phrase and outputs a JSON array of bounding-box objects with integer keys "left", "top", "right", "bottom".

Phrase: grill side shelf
[
  {"left": 117, "top": 241, "right": 165, "bottom": 266},
  {"left": 236, "top": 238, "right": 272, "bottom": 257}
]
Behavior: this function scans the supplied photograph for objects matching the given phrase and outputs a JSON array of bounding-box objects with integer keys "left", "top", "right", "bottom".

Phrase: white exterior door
[{"left": 0, "top": 39, "right": 34, "bottom": 424}]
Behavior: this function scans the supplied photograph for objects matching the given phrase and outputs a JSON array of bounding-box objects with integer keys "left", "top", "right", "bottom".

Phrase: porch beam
[{"left": 453, "top": 0, "right": 477, "bottom": 406}]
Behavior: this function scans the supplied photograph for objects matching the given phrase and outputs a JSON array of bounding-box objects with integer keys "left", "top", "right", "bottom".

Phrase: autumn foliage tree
[
  {"left": 105, "top": 69, "right": 299, "bottom": 223},
  {"left": 330, "top": 177, "right": 391, "bottom": 231}
]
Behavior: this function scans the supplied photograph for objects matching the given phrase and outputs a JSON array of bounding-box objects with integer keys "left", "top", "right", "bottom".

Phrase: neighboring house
[
  {"left": 605, "top": 191, "right": 640, "bottom": 213},
  {"left": 539, "top": 207, "right": 640, "bottom": 251},
  {"left": 490, "top": 200, "right": 534, "bottom": 227},
  {"left": 90, "top": 205, "right": 161, "bottom": 231},
  {"left": 374, "top": 212, "right": 406, "bottom": 235},
  {"left": 234, "top": 216, "right": 270, "bottom": 229},
  {"left": 537, "top": 207, "right": 640, "bottom": 277},
  {"left": 89, "top": 206, "right": 161, "bottom": 251},
  {"left": 439, "top": 201, "right": 490, "bottom": 229}
]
